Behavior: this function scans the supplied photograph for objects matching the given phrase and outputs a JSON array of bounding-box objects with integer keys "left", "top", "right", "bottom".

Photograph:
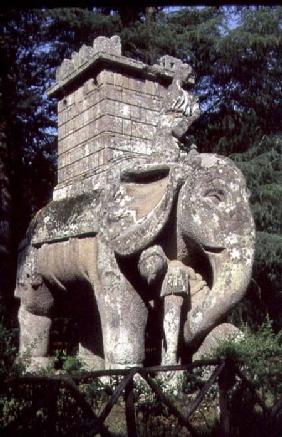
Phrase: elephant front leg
[
  {"left": 161, "top": 261, "right": 190, "bottom": 365},
  {"left": 98, "top": 286, "right": 148, "bottom": 369},
  {"left": 97, "top": 239, "right": 148, "bottom": 369}
]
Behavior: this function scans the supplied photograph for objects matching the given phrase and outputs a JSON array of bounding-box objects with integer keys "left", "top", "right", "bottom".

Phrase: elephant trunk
[{"left": 185, "top": 234, "right": 255, "bottom": 349}]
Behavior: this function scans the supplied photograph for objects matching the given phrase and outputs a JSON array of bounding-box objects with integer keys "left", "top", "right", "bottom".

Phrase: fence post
[
  {"left": 218, "top": 359, "right": 235, "bottom": 437},
  {"left": 125, "top": 374, "right": 137, "bottom": 437}
]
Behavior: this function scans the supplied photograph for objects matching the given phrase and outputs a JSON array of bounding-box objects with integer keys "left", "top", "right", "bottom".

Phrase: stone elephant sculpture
[{"left": 15, "top": 151, "right": 255, "bottom": 370}]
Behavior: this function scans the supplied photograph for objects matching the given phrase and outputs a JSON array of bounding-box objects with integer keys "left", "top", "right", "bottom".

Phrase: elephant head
[
  {"left": 177, "top": 153, "right": 255, "bottom": 348},
  {"left": 102, "top": 152, "right": 255, "bottom": 351}
]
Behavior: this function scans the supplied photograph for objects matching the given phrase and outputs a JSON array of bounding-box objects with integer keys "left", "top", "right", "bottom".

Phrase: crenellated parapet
[
  {"left": 55, "top": 36, "right": 122, "bottom": 83},
  {"left": 49, "top": 36, "right": 195, "bottom": 98}
]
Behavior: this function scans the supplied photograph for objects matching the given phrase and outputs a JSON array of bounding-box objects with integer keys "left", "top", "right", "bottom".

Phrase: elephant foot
[
  {"left": 161, "top": 353, "right": 179, "bottom": 366},
  {"left": 78, "top": 354, "right": 105, "bottom": 371},
  {"left": 193, "top": 323, "right": 244, "bottom": 361},
  {"left": 18, "top": 356, "right": 55, "bottom": 374},
  {"left": 18, "top": 306, "right": 51, "bottom": 357},
  {"left": 78, "top": 343, "right": 105, "bottom": 370}
]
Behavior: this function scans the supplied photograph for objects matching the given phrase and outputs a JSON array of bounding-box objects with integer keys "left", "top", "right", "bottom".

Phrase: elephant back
[{"left": 31, "top": 191, "right": 101, "bottom": 248}]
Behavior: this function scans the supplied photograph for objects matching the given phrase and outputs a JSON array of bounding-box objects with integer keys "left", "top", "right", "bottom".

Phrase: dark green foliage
[
  {"left": 233, "top": 136, "right": 281, "bottom": 235},
  {"left": 0, "top": 318, "right": 18, "bottom": 380},
  {"left": 0, "top": 10, "right": 58, "bottom": 272},
  {"left": 210, "top": 320, "right": 282, "bottom": 436},
  {"left": 53, "top": 349, "right": 83, "bottom": 373},
  {"left": 0, "top": 95, "right": 11, "bottom": 303},
  {"left": 214, "top": 320, "right": 282, "bottom": 400},
  {"left": 231, "top": 134, "right": 282, "bottom": 328},
  {"left": 213, "top": 319, "right": 282, "bottom": 437},
  {"left": 190, "top": 7, "right": 282, "bottom": 155}
]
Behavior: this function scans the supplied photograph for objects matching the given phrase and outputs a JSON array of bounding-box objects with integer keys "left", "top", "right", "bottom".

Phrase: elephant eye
[{"left": 204, "top": 188, "right": 225, "bottom": 203}]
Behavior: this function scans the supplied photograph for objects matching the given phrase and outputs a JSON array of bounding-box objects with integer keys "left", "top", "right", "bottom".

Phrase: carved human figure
[
  {"left": 138, "top": 246, "right": 190, "bottom": 365},
  {"left": 152, "top": 61, "right": 200, "bottom": 162}
]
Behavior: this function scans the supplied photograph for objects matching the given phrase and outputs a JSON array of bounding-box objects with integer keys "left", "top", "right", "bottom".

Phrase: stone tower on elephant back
[{"left": 47, "top": 35, "right": 197, "bottom": 201}]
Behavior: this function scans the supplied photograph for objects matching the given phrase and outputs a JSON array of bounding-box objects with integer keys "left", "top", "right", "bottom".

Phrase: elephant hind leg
[
  {"left": 17, "top": 280, "right": 54, "bottom": 372},
  {"left": 97, "top": 238, "right": 148, "bottom": 369},
  {"left": 18, "top": 305, "right": 52, "bottom": 371},
  {"left": 76, "top": 284, "right": 105, "bottom": 370}
]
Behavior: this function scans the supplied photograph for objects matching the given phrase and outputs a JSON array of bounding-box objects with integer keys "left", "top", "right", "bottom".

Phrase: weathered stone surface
[
  {"left": 16, "top": 36, "right": 255, "bottom": 372},
  {"left": 31, "top": 191, "right": 101, "bottom": 246}
]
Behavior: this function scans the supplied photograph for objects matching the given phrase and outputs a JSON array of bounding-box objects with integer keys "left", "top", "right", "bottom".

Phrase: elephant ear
[{"left": 101, "top": 163, "right": 186, "bottom": 257}]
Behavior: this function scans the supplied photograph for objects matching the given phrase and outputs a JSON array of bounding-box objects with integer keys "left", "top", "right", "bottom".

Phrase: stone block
[
  {"left": 67, "top": 93, "right": 75, "bottom": 106},
  {"left": 113, "top": 72, "right": 123, "bottom": 88},
  {"left": 102, "top": 115, "right": 123, "bottom": 134},
  {"left": 58, "top": 137, "right": 67, "bottom": 154},
  {"left": 122, "top": 75, "right": 129, "bottom": 89},
  {"left": 83, "top": 78, "right": 97, "bottom": 95},
  {"left": 131, "top": 121, "right": 154, "bottom": 140},
  {"left": 104, "top": 70, "right": 115, "bottom": 85},
  {"left": 101, "top": 84, "right": 122, "bottom": 103},
  {"left": 65, "top": 105, "right": 76, "bottom": 122},
  {"left": 86, "top": 89, "right": 100, "bottom": 107},
  {"left": 68, "top": 118, "right": 75, "bottom": 135},
  {"left": 130, "top": 105, "right": 141, "bottom": 121},
  {"left": 128, "top": 77, "right": 137, "bottom": 91},
  {"left": 87, "top": 105, "right": 96, "bottom": 121},
  {"left": 158, "top": 55, "right": 182, "bottom": 70},
  {"left": 89, "top": 120, "right": 99, "bottom": 138},
  {"left": 135, "top": 78, "right": 146, "bottom": 93},
  {"left": 103, "top": 99, "right": 116, "bottom": 116},
  {"left": 145, "top": 79, "right": 158, "bottom": 95},
  {"left": 82, "top": 110, "right": 91, "bottom": 126},
  {"left": 58, "top": 124, "right": 66, "bottom": 140},
  {"left": 58, "top": 99, "right": 67, "bottom": 113},
  {"left": 120, "top": 103, "right": 131, "bottom": 119},
  {"left": 96, "top": 71, "right": 107, "bottom": 86},
  {"left": 56, "top": 58, "right": 74, "bottom": 82},
  {"left": 97, "top": 149, "right": 105, "bottom": 166},
  {"left": 74, "top": 87, "right": 84, "bottom": 104},
  {"left": 122, "top": 119, "right": 132, "bottom": 136}
]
